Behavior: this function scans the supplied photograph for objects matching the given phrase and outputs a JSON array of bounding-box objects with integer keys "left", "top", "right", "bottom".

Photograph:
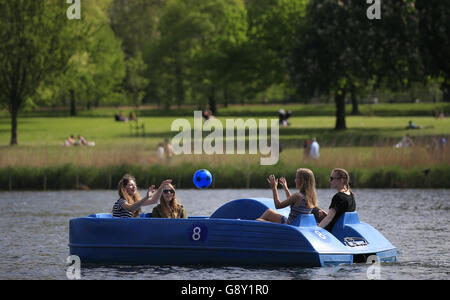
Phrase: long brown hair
[
  {"left": 117, "top": 174, "right": 142, "bottom": 217},
  {"left": 332, "top": 168, "right": 354, "bottom": 196},
  {"left": 296, "top": 168, "right": 318, "bottom": 209},
  {"left": 159, "top": 183, "right": 181, "bottom": 218}
]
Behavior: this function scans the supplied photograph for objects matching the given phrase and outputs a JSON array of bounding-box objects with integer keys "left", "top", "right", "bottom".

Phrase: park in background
[{"left": 0, "top": 0, "right": 448, "bottom": 189}]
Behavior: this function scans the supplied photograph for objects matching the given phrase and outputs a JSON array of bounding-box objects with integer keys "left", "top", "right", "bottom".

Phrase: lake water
[{"left": 0, "top": 189, "right": 449, "bottom": 280}]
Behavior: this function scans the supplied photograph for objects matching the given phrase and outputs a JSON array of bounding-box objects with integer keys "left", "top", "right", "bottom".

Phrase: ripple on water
[{"left": 0, "top": 189, "right": 449, "bottom": 280}]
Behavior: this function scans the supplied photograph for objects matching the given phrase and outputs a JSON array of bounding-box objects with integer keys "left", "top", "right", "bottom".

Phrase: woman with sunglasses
[
  {"left": 318, "top": 168, "right": 356, "bottom": 232},
  {"left": 112, "top": 174, "right": 172, "bottom": 218},
  {"left": 151, "top": 183, "right": 187, "bottom": 218}
]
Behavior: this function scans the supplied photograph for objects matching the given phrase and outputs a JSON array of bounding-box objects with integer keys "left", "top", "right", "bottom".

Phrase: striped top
[
  {"left": 287, "top": 193, "right": 312, "bottom": 224},
  {"left": 112, "top": 198, "right": 133, "bottom": 218}
]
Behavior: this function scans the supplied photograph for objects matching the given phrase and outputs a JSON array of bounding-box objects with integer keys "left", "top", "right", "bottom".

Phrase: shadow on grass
[{"left": 118, "top": 126, "right": 443, "bottom": 148}]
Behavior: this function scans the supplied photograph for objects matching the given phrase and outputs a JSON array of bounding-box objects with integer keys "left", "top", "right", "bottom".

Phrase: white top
[
  {"left": 310, "top": 141, "right": 320, "bottom": 159},
  {"left": 156, "top": 146, "right": 165, "bottom": 160}
]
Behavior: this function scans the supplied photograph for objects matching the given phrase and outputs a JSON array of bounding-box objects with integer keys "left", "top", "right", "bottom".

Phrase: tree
[
  {"left": 124, "top": 52, "right": 149, "bottom": 109},
  {"left": 187, "top": 0, "right": 248, "bottom": 114},
  {"left": 287, "top": 0, "right": 420, "bottom": 130},
  {"left": 242, "top": 0, "right": 307, "bottom": 99},
  {"left": 109, "top": 0, "right": 166, "bottom": 58},
  {"left": 288, "top": 1, "right": 367, "bottom": 129},
  {"left": 142, "top": 0, "right": 248, "bottom": 112},
  {"left": 0, "top": 0, "right": 78, "bottom": 145},
  {"left": 416, "top": 0, "right": 450, "bottom": 102},
  {"left": 35, "top": 0, "right": 126, "bottom": 115}
]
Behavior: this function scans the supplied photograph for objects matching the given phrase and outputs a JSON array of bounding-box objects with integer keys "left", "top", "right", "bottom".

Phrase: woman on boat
[
  {"left": 256, "top": 168, "right": 317, "bottom": 224},
  {"left": 151, "top": 183, "right": 187, "bottom": 218},
  {"left": 112, "top": 174, "right": 172, "bottom": 218},
  {"left": 279, "top": 176, "right": 328, "bottom": 224},
  {"left": 318, "top": 168, "right": 356, "bottom": 232}
]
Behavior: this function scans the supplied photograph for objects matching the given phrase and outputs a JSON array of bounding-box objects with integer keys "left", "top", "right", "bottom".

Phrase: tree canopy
[{"left": 1, "top": 0, "right": 449, "bottom": 144}]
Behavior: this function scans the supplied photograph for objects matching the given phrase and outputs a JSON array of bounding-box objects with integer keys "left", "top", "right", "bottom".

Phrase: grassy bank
[
  {"left": 1, "top": 163, "right": 449, "bottom": 190},
  {"left": 1, "top": 104, "right": 449, "bottom": 189}
]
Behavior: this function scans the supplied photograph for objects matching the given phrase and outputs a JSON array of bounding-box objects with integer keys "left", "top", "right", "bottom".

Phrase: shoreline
[{"left": 2, "top": 164, "right": 449, "bottom": 190}]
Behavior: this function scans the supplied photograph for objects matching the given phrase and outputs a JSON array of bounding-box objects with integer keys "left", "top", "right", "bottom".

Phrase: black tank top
[{"left": 325, "top": 192, "right": 356, "bottom": 232}]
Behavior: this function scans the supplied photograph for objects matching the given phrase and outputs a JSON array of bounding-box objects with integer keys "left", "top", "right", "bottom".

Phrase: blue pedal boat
[{"left": 69, "top": 198, "right": 398, "bottom": 266}]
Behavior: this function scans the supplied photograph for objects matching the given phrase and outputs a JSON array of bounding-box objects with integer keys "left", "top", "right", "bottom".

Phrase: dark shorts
[{"left": 280, "top": 215, "right": 288, "bottom": 224}]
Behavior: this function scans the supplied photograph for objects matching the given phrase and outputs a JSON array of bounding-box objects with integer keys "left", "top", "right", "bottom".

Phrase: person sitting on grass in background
[
  {"left": 112, "top": 174, "right": 172, "bottom": 218},
  {"left": 394, "top": 133, "right": 414, "bottom": 148},
  {"left": 63, "top": 135, "right": 75, "bottom": 147},
  {"left": 406, "top": 120, "right": 422, "bottom": 129},
  {"left": 129, "top": 111, "right": 137, "bottom": 121},
  {"left": 117, "top": 111, "right": 128, "bottom": 122},
  {"left": 75, "top": 135, "right": 95, "bottom": 146},
  {"left": 152, "top": 183, "right": 187, "bottom": 218},
  {"left": 77, "top": 135, "right": 88, "bottom": 146},
  {"left": 318, "top": 168, "right": 356, "bottom": 232},
  {"left": 256, "top": 168, "right": 317, "bottom": 225}
]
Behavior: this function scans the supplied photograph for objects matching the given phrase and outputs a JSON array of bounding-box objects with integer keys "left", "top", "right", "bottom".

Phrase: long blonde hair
[
  {"left": 117, "top": 174, "right": 142, "bottom": 217},
  {"left": 159, "top": 183, "right": 181, "bottom": 218},
  {"left": 296, "top": 168, "right": 318, "bottom": 209},
  {"left": 332, "top": 168, "right": 354, "bottom": 196}
]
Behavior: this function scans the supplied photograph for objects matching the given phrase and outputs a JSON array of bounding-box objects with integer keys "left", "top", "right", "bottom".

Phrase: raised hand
[
  {"left": 279, "top": 177, "right": 288, "bottom": 190},
  {"left": 147, "top": 185, "right": 155, "bottom": 198},
  {"left": 160, "top": 179, "right": 172, "bottom": 188},
  {"left": 267, "top": 174, "right": 278, "bottom": 189}
]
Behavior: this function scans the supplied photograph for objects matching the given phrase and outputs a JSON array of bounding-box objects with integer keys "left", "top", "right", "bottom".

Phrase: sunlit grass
[{"left": 0, "top": 114, "right": 449, "bottom": 169}]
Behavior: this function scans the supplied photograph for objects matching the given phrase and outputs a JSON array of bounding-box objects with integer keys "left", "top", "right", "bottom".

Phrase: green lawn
[
  {"left": 1, "top": 112, "right": 449, "bottom": 169},
  {"left": 0, "top": 115, "right": 448, "bottom": 146},
  {"left": 1, "top": 102, "right": 450, "bottom": 118}
]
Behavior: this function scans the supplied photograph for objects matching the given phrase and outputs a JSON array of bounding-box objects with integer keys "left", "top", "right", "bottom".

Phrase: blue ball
[{"left": 193, "top": 169, "right": 213, "bottom": 189}]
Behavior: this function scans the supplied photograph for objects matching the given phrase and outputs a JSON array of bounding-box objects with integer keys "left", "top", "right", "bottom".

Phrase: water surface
[{"left": 0, "top": 189, "right": 449, "bottom": 280}]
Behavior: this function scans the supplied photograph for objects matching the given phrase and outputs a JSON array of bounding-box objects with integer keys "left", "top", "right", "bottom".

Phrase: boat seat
[
  {"left": 211, "top": 198, "right": 273, "bottom": 220},
  {"left": 289, "top": 214, "right": 317, "bottom": 227},
  {"left": 331, "top": 212, "right": 392, "bottom": 247},
  {"left": 331, "top": 212, "right": 363, "bottom": 241},
  {"left": 88, "top": 213, "right": 115, "bottom": 218}
]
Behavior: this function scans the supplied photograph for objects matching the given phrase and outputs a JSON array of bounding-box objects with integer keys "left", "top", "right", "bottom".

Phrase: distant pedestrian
[
  {"left": 202, "top": 109, "right": 215, "bottom": 121},
  {"left": 156, "top": 143, "right": 165, "bottom": 162},
  {"left": 440, "top": 136, "right": 447, "bottom": 149},
  {"left": 303, "top": 139, "right": 311, "bottom": 159},
  {"left": 164, "top": 138, "right": 174, "bottom": 162},
  {"left": 278, "top": 109, "right": 292, "bottom": 127},
  {"left": 310, "top": 137, "right": 320, "bottom": 160}
]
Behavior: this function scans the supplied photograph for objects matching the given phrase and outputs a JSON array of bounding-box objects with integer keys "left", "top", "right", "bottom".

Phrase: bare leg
[{"left": 256, "top": 209, "right": 283, "bottom": 223}]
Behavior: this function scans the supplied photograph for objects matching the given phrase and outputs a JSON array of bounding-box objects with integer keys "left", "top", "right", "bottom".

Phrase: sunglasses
[
  {"left": 329, "top": 176, "right": 341, "bottom": 181},
  {"left": 163, "top": 189, "right": 175, "bottom": 194}
]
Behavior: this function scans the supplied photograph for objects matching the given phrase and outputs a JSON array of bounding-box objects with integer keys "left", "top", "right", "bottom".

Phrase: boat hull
[{"left": 69, "top": 198, "right": 397, "bottom": 267}]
